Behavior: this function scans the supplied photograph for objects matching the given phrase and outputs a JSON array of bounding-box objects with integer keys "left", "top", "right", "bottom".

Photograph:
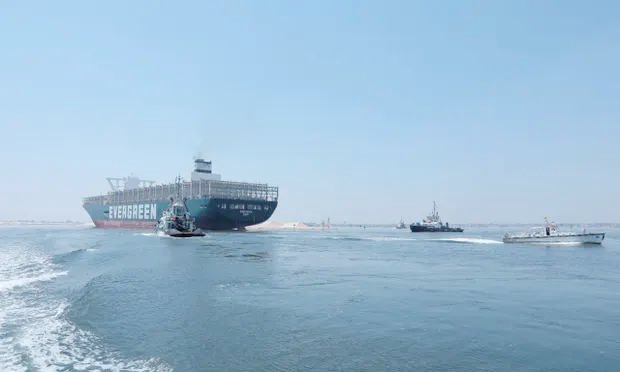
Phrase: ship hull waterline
[
  {"left": 410, "top": 225, "right": 464, "bottom": 233},
  {"left": 162, "top": 229, "right": 206, "bottom": 238}
]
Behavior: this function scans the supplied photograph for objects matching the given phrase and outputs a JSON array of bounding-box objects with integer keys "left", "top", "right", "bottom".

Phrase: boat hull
[
  {"left": 410, "top": 225, "right": 464, "bottom": 233},
  {"left": 503, "top": 233, "right": 605, "bottom": 244},
  {"left": 164, "top": 229, "right": 206, "bottom": 238},
  {"left": 83, "top": 197, "right": 277, "bottom": 231}
]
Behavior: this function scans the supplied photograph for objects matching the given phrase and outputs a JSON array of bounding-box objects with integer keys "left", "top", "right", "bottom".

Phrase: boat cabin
[{"left": 173, "top": 203, "right": 187, "bottom": 217}]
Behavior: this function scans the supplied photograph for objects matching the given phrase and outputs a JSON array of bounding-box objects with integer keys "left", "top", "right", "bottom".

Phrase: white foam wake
[
  {"left": 366, "top": 237, "right": 419, "bottom": 242},
  {"left": 137, "top": 232, "right": 159, "bottom": 237},
  {"left": 0, "top": 249, "right": 67, "bottom": 293},
  {"left": 429, "top": 237, "right": 504, "bottom": 245},
  {"left": 15, "top": 302, "right": 172, "bottom": 372},
  {"left": 137, "top": 231, "right": 178, "bottom": 238},
  {"left": 0, "top": 245, "right": 172, "bottom": 371},
  {"left": 0, "top": 270, "right": 68, "bottom": 293}
]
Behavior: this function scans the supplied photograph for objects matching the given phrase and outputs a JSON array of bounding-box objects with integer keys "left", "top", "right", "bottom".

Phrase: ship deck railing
[{"left": 83, "top": 180, "right": 279, "bottom": 205}]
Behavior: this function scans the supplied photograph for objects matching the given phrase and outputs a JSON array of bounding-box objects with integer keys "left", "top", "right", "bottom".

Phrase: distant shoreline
[
  {"left": 304, "top": 222, "right": 620, "bottom": 228},
  {"left": 250, "top": 221, "right": 620, "bottom": 230},
  {"left": 0, "top": 220, "right": 91, "bottom": 226},
  {"left": 1, "top": 220, "right": 618, "bottom": 229}
]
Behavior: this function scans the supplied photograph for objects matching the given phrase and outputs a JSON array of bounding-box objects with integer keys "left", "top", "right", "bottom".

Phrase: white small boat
[{"left": 503, "top": 218, "right": 604, "bottom": 245}]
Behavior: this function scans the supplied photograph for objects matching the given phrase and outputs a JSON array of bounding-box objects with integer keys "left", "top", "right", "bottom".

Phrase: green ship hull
[{"left": 83, "top": 197, "right": 277, "bottom": 230}]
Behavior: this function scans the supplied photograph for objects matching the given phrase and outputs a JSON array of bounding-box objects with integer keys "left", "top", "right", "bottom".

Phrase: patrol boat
[
  {"left": 156, "top": 178, "right": 205, "bottom": 237},
  {"left": 503, "top": 219, "right": 605, "bottom": 244},
  {"left": 410, "top": 202, "right": 464, "bottom": 233}
]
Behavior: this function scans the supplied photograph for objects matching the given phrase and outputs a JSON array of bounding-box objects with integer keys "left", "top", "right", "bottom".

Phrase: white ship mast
[{"left": 423, "top": 201, "right": 442, "bottom": 224}]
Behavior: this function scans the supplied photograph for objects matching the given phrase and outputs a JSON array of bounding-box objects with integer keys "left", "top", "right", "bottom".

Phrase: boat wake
[
  {"left": 325, "top": 236, "right": 367, "bottom": 242},
  {"left": 53, "top": 246, "right": 99, "bottom": 263},
  {"left": 12, "top": 301, "right": 171, "bottom": 372},
  {"left": 428, "top": 237, "right": 504, "bottom": 245},
  {"left": 366, "top": 237, "right": 419, "bottom": 242},
  {"left": 137, "top": 232, "right": 160, "bottom": 237},
  {"left": 0, "top": 270, "right": 67, "bottom": 293},
  {"left": 325, "top": 236, "right": 418, "bottom": 242},
  {"left": 0, "top": 250, "right": 67, "bottom": 293},
  {"left": 325, "top": 236, "right": 501, "bottom": 244},
  {"left": 0, "top": 246, "right": 171, "bottom": 372},
  {"left": 139, "top": 231, "right": 174, "bottom": 238}
]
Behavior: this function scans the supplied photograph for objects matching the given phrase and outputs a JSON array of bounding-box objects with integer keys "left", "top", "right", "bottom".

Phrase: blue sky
[{"left": 1, "top": 1, "right": 619, "bottom": 223}]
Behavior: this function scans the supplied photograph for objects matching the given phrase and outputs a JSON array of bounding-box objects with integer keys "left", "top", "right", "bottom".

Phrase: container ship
[{"left": 83, "top": 159, "right": 278, "bottom": 230}]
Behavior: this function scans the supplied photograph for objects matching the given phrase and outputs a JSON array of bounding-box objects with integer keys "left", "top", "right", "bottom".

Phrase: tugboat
[
  {"left": 410, "top": 202, "right": 463, "bottom": 233},
  {"left": 503, "top": 218, "right": 604, "bottom": 244},
  {"left": 156, "top": 177, "right": 205, "bottom": 237}
]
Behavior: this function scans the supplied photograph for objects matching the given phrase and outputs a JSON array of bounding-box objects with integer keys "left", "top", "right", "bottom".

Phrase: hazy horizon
[{"left": 1, "top": 1, "right": 619, "bottom": 224}]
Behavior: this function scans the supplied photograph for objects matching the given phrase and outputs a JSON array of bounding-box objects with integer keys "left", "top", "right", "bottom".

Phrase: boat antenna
[{"left": 175, "top": 175, "right": 183, "bottom": 200}]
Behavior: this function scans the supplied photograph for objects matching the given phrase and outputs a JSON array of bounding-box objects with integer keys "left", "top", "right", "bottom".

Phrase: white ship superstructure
[{"left": 503, "top": 219, "right": 605, "bottom": 244}]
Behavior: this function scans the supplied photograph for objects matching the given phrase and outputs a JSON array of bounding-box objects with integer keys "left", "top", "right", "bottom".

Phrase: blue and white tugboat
[
  {"left": 156, "top": 178, "right": 205, "bottom": 237},
  {"left": 410, "top": 202, "right": 464, "bottom": 233},
  {"left": 503, "top": 218, "right": 604, "bottom": 244}
]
